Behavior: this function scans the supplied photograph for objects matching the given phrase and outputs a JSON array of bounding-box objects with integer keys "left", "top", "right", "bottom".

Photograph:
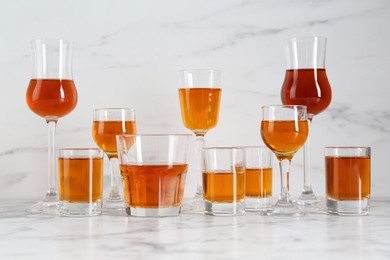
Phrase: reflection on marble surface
[
  {"left": 0, "top": 199, "right": 390, "bottom": 259},
  {"left": 0, "top": 0, "right": 389, "bottom": 200}
]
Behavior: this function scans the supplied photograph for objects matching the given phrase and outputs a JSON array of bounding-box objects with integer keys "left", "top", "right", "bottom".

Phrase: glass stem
[
  {"left": 194, "top": 135, "right": 205, "bottom": 197},
  {"left": 108, "top": 157, "right": 121, "bottom": 201},
  {"left": 302, "top": 117, "right": 313, "bottom": 194},
  {"left": 46, "top": 120, "right": 58, "bottom": 198},
  {"left": 279, "top": 159, "right": 292, "bottom": 204}
]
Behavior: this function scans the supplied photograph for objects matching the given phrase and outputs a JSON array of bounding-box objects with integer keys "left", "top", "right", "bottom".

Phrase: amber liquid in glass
[
  {"left": 261, "top": 120, "right": 308, "bottom": 160},
  {"left": 281, "top": 69, "right": 331, "bottom": 116},
  {"left": 245, "top": 168, "right": 272, "bottom": 198},
  {"left": 92, "top": 121, "right": 136, "bottom": 158},
  {"left": 120, "top": 163, "right": 188, "bottom": 208},
  {"left": 178, "top": 88, "right": 221, "bottom": 134},
  {"left": 26, "top": 79, "right": 78, "bottom": 118},
  {"left": 58, "top": 157, "right": 103, "bottom": 202},
  {"left": 203, "top": 171, "right": 245, "bottom": 202},
  {"left": 326, "top": 156, "right": 370, "bottom": 200}
]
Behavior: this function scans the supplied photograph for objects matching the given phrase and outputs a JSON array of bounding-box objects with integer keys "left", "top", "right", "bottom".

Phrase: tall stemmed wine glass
[
  {"left": 92, "top": 108, "right": 136, "bottom": 211},
  {"left": 281, "top": 36, "right": 332, "bottom": 206},
  {"left": 178, "top": 70, "right": 222, "bottom": 212},
  {"left": 26, "top": 39, "right": 78, "bottom": 213},
  {"left": 261, "top": 105, "right": 309, "bottom": 216}
]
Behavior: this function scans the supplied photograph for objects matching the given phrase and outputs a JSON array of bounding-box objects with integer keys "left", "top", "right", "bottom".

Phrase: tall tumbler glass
[
  {"left": 244, "top": 146, "right": 273, "bottom": 211},
  {"left": 281, "top": 36, "right": 332, "bottom": 206},
  {"left": 26, "top": 39, "right": 78, "bottom": 213}
]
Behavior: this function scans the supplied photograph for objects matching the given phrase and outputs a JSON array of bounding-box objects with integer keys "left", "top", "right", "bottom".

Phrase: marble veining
[{"left": 0, "top": 199, "right": 390, "bottom": 259}]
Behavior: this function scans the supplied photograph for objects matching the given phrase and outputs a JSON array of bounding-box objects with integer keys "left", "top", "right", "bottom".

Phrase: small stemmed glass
[
  {"left": 92, "top": 108, "right": 136, "bottom": 211},
  {"left": 178, "top": 70, "right": 222, "bottom": 212},
  {"left": 260, "top": 105, "right": 309, "bottom": 216}
]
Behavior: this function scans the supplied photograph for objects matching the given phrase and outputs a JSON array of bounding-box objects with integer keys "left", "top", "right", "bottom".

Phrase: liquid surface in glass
[
  {"left": 261, "top": 120, "right": 308, "bottom": 160},
  {"left": 58, "top": 157, "right": 103, "bottom": 202},
  {"left": 281, "top": 69, "right": 331, "bottom": 116},
  {"left": 203, "top": 171, "right": 245, "bottom": 202},
  {"left": 326, "top": 156, "right": 370, "bottom": 200},
  {"left": 26, "top": 79, "right": 78, "bottom": 118},
  {"left": 92, "top": 121, "right": 136, "bottom": 157},
  {"left": 245, "top": 168, "right": 272, "bottom": 197},
  {"left": 120, "top": 163, "right": 188, "bottom": 208},
  {"left": 179, "top": 88, "right": 221, "bottom": 134}
]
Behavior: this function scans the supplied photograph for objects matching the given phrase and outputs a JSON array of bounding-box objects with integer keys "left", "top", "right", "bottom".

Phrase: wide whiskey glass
[
  {"left": 261, "top": 105, "right": 308, "bottom": 216},
  {"left": 26, "top": 39, "right": 77, "bottom": 213},
  {"left": 178, "top": 70, "right": 222, "bottom": 212},
  {"left": 117, "top": 134, "right": 192, "bottom": 217}
]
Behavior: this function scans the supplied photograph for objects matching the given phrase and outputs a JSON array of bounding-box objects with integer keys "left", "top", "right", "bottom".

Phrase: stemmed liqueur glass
[
  {"left": 92, "top": 108, "right": 136, "bottom": 211},
  {"left": 26, "top": 39, "right": 78, "bottom": 213},
  {"left": 281, "top": 36, "right": 332, "bottom": 206},
  {"left": 261, "top": 105, "right": 309, "bottom": 216},
  {"left": 178, "top": 70, "right": 222, "bottom": 212}
]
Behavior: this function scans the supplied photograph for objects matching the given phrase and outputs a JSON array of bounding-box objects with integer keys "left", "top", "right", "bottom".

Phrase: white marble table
[{"left": 0, "top": 199, "right": 389, "bottom": 259}]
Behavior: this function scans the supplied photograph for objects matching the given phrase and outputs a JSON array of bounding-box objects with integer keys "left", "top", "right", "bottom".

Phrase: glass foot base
[
  {"left": 126, "top": 206, "right": 181, "bottom": 217},
  {"left": 263, "top": 201, "right": 305, "bottom": 217},
  {"left": 327, "top": 198, "right": 369, "bottom": 216},
  {"left": 181, "top": 193, "right": 204, "bottom": 213},
  {"left": 245, "top": 197, "right": 273, "bottom": 212},
  {"left": 59, "top": 201, "right": 102, "bottom": 217},
  {"left": 204, "top": 200, "right": 245, "bottom": 216},
  {"left": 28, "top": 197, "right": 60, "bottom": 215},
  {"left": 296, "top": 191, "right": 320, "bottom": 206},
  {"left": 103, "top": 199, "right": 125, "bottom": 212}
]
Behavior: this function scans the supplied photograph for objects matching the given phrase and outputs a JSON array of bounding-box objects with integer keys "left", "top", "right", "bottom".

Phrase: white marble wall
[{"left": 0, "top": 0, "right": 389, "bottom": 199}]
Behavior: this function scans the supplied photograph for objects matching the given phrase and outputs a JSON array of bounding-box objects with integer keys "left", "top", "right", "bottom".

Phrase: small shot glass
[
  {"left": 58, "top": 148, "right": 104, "bottom": 216},
  {"left": 202, "top": 147, "right": 245, "bottom": 216},
  {"left": 325, "top": 147, "right": 371, "bottom": 215},
  {"left": 244, "top": 146, "right": 273, "bottom": 211}
]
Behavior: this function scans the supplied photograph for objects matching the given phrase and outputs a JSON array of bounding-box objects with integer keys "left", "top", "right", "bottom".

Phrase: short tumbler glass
[
  {"left": 325, "top": 147, "right": 371, "bottom": 215},
  {"left": 116, "top": 134, "right": 192, "bottom": 217},
  {"left": 244, "top": 146, "right": 273, "bottom": 211},
  {"left": 202, "top": 147, "right": 245, "bottom": 216},
  {"left": 58, "top": 148, "right": 104, "bottom": 216}
]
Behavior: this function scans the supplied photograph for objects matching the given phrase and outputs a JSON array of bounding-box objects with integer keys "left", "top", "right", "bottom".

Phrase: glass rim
[
  {"left": 93, "top": 108, "right": 135, "bottom": 112},
  {"left": 31, "top": 39, "right": 73, "bottom": 44},
  {"left": 238, "top": 145, "right": 268, "bottom": 149},
  {"left": 289, "top": 36, "right": 327, "bottom": 42},
  {"left": 203, "top": 146, "right": 243, "bottom": 151},
  {"left": 58, "top": 148, "right": 103, "bottom": 152},
  {"left": 178, "top": 69, "right": 221, "bottom": 74},
  {"left": 116, "top": 133, "right": 193, "bottom": 138},
  {"left": 324, "top": 146, "right": 371, "bottom": 150},
  {"left": 261, "top": 105, "right": 307, "bottom": 110}
]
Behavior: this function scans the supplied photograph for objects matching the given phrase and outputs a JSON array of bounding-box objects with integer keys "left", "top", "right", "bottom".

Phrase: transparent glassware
[
  {"left": 178, "top": 70, "right": 222, "bottom": 212},
  {"left": 92, "top": 108, "right": 136, "bottom": 212},
  {"left": 260, "top": 105, "right": 309, "bottom": 216},
  {"left": 26, "top": 39, "right": 77, "bottom": 213},
  {"left": 116, "top": 134, "right": 192, "bottom": 217},
  {"left": 281, "top": 36, "right": 332, "bottom": 206}
]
